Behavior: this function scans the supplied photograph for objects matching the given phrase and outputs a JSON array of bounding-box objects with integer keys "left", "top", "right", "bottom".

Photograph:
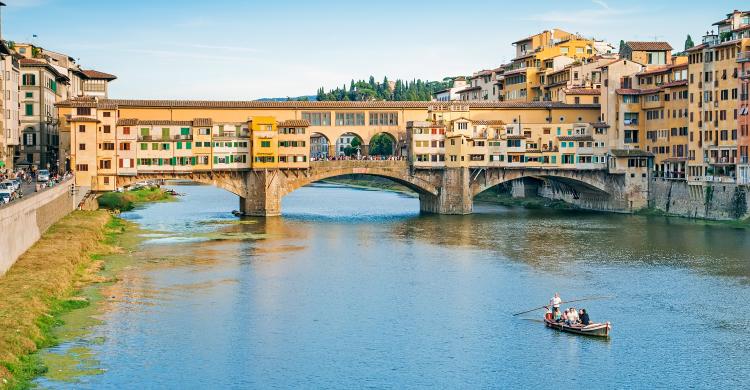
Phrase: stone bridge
[{"left": 117, "top": 161, "right": 643, "bottom": 216}]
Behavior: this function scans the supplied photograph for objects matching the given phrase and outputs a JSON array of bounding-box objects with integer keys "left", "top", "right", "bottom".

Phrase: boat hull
[{"left": 544, "top": 319, "right": 611, "bottom": 338}]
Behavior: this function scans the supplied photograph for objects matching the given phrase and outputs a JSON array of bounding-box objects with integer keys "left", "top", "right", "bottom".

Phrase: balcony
[
  {"left": 623, "top": 119, "right": 639, "bottom": 126},
  {"left": 738, "top": 51, "right": 750, "bottom": 63},
  {"left": 173, "top": 134, "right": 193, "bottom": 141}
]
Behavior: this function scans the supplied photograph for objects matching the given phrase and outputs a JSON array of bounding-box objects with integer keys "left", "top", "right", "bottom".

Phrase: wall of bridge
[{"left": 0, "top": 179, "right": 76, "bottom": 276}]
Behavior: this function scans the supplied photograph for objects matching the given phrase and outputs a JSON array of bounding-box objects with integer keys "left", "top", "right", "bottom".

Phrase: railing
[{"left": 738, "top": 51, "right": 750, "bottom": 62}]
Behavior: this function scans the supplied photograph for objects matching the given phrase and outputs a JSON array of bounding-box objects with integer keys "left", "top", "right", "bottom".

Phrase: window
[
  {"left": 22, "top": 74, "right": 36, "bottom": 86},
  {"left": 141, "top": 128, "right": 149, "bottom": 137},
  {"left": 25, "top": 104, "right": 33, "bottom": 116},
  {"left": 301, "top": 112, "right": 331, "bottom": 126},
  {"left": 99, "top": 160, "right": 112, "bottom": 169},
  {"left": 24, "top": 133, "right": 35, "bottom": 146},
  {"left": 79, "top": 125, "right": 86, "bottom": 132},
  {"left": 180, "top": 127, "right": 190, "bottom": 136},
  {"left": 76, "top": 164, "right": 88, "bottom": 172},
  {"left": 77, "top": 107, "right": 91, "bottom": 116},
  {"left": 103, "top": 111, "right": 111, "bottom": 117},
  {"left": 261, "top": 140, "right": 271, "bottom": 147},
  {"left": 123, "top": 127, "right": 131, "bottom": 135},
  {"left": 103, "top": 125, "right": 111, "bottom": 133},
  {"left": 119, "top": 143, "right": 131, "bottom": 151},
  {"left": 24, "top": 92, "right": 32, "bottom": 98},
  {"left": 79, "top": 143, "right": 86, "bottom": 151},
  {"left": 102, "top": 142, "right": 115, "bottom": 150},
  {"left": 140, "top": 143, "right": 147, "bottom": 150},
  {"left": 335, "top": 112, "right": 365, "bottom": 126}
]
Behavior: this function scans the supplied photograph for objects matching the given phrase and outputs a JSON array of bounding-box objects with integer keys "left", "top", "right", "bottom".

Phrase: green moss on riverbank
[
  {"left": 0, "top": 211, "right": 125, "bottom": 389},
  {"left": 98, "top": 187, "right": 174, "bottom": 211}
]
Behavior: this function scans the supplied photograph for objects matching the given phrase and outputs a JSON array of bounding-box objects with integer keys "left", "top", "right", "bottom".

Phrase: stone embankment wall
[
  {"left": 0, "top": 180, "right": 77, "bottom": 276},
  {"left": 648, "top": 178, "right": 750, "bottom": 220}
]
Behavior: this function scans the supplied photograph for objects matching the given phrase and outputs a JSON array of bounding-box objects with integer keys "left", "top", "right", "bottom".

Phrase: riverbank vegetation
[
  {"left": 97, "top": 187, "right": 173, "bottom": 211},
  {"left": 0, "top": 211, "right": 124, "bottom": 389},
  {"left": 474, "top": 189, "right": 575, "bottom": 210}
]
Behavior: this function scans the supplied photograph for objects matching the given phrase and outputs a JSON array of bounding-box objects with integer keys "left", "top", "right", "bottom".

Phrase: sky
[{"left": 1, "top": 0, "right": 745, "bottom": 100}]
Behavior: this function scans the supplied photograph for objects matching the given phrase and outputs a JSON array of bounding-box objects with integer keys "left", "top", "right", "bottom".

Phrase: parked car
[
  {"left": 37, "top": 169, "right": 50, "bottom": 182},
  {"left": 0, "top": 182, "right": 12, "bottom": 192},
  {"left": 0, "top": 189, "right": 12, "bottom": 204},
  {"left": 11, "top": 178, "right": 22, "bottom": 191},
  {"left": 1, "top": 179, "right": 18, "bottom": 192}
]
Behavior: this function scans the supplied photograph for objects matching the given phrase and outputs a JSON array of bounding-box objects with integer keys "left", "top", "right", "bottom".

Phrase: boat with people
[
  {"left": 543, "top": 315, "right": 611, "bottom": 337},
  {"left": 513, "top": 293, "right": 613, "bottom": 338}
]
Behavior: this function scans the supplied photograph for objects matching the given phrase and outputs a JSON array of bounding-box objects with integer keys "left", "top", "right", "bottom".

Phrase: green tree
[
  {"left": 618, "top": 40, "right": 626, "bottom": 54},
  {"left": 684, "top": 34, "right": 694, "bottom": 50},
  {"left": 369, "top": 134, "right": 394, "bottom": 156}
]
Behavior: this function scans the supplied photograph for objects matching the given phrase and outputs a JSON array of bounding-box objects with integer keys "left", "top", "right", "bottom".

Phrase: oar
[{"left": 512, "top": 296, "right": 614, "bottom": 316}]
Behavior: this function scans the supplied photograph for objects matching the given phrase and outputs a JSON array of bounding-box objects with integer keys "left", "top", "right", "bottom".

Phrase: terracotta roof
[
  {"left": 625, "top": 41, "right": 673, "bottom": 51},
  {"left": 117, "top": 119, "right": 139, "bottom": 126},
  {"left": 660, "top": 80, "right": 688, "bottom": 88},
  {"left": 57, "top": 99, "right": 599, "bottom": 110},
  {"left": 19, "top": 58, "right": 68, "bottom": 79},
  {"left": 457, "top": 86, "right": 482, "bottom": 93},
  {"left": 98, "top": 102, "right": 118, "bottom": 110},
  {"left": 82, "top": 69, "right": 117, "bottom": 80},
  {"left": 564, "top": 88, "right": 600, "bottom": 96},
  {"left": 591, "top": 122, "right": 610, "bottom": 128},
  {"left": 193, "top": 118, "right": 213, "bottom": 127},
  {"left": 277, "top": 119, "right": 310, "bottom": 127},
  {"left": 558, "top": 135, "right": 594, "bottom": 141},
  {"left": 636, "top": 63, "right": 686, "bottom": 76},
  {"left": 69, "top": 116, "right": 100, "bottom": 123},
  {"left": 503, "top": 67, "right": 528, "bottom": 77},
  {"left": 121, "top": 120, "right": 194, "bottom": 126},
  {"left": 610, "top": 149, "right": 654, "bottom": 157},
  {"left": 472, "top": 120, "right": 506, "bottom": 126},
  {"left": 615, "top": 88, "right": 642, "bottom": 95}
]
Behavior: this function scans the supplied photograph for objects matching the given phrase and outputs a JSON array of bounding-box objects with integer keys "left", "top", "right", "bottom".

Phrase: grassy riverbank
[
  {"left": 0, "top": 211, "right": 126, "bottom": 389},
  {"left": 97, "top": 187, "right": 173, "bottom": 211}
]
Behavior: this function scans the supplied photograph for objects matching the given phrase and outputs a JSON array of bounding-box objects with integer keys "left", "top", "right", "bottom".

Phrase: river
[{"left": 35, "top": 183, "right": 750, "bottom": 389}]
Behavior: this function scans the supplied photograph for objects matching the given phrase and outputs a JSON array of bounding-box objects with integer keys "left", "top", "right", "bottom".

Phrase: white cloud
[{"left": 592, "top": 0, "right": 610, "bottom": 9}]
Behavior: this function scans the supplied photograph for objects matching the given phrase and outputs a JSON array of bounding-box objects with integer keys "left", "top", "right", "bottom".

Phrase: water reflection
[{"left": 35, "top": 183, "right": 750, "bottom": 389}]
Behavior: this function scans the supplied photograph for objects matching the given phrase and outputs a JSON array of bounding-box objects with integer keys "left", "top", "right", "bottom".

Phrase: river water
[{"left": 36, "top": 183, "right": 750, "bottom": 389}]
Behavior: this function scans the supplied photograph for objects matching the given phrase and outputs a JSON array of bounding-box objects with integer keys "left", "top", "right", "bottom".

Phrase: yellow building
[
  {"left": 506, "top": 29, "right": 602, "bottom": 102},
  {"left": 250, "top": 116, "right": 278, "bottom": 169}
]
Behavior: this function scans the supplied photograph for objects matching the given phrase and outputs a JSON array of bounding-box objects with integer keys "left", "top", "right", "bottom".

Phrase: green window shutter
[
  {"left": 186, "top": 142, "right": 192, "bottom": 150},
  {"left": 181, "top": 128, "right": 190, "bottom": 136},
  {"left": 213, "top": 156, "right": 218, "bottom": 164},
  {"left": 140, "top": 143, "right": 147, "bottom": 150},
  {"left": 25, "top": 104, "right": 33, "bottom": 116},
  {"left": 191, "top": 157, "right": 196, "bottom": 165},
  {"left": 158, "top": 158, "right": 163, "bottom": 166},
  {"left": 141, "top": 128, "right": 149, "bottom": 136},
  {"left": 171, "top": 157, "right": 176, "bottom": 165},
  {"left": 177, "top": 142, "right": 182, "bottom": 150},
  {"left": 152, "top": 143, "right": 158, "bottom": 150},
  {"left": 162, "top": 128, "right": 170, "bottom": 139}
]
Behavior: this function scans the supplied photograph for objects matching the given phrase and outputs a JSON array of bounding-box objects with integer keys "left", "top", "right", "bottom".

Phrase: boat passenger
[
  {"left": 552, "top": 307, "right": 562, "bottom": 322},
  {"left": 550, "top": 293, "right": 562, "bottom": 312},
  {"left": 561, "top": 309, "right": 568, "bottom": 323},
  {"left": 579, "top": 309, "right": 590, "bottom": 326},
  {"left": 566, "top": 308, "right": 579, "bottom": 325}
]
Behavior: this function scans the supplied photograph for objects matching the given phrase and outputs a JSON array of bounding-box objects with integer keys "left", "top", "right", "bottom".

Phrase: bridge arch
[
  {"left": 281, "top": 161, "right": 440, "bottom": 197},
  {"left": 368, "top": 132, "right": 398, "bottom": 156},
  {"left": 470, "top": 169, "right": 615, "bottom": 199},
  {"left": 116, "top": 171, "right": 248, "bottom": 197}
]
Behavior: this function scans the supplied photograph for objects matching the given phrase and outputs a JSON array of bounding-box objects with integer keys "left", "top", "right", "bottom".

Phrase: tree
[
  {"left": 369, "top": 134, "right": 394, "bottom": 156},
  {"left": 684, "top": 34, "right": 694, "bottom": 50},
  {"left": 618, "top": 40, "right": 626, "bottom": 54},
  {"left": 343, "top": 137, "right": 362, "bottom": 156}
]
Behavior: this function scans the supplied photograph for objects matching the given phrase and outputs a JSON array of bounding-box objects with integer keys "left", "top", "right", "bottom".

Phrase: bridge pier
[
  {"left": 511, "top": 178, "right": 540, "bottom": 198},
  {"left": 419, "top": 167, "right": 472, "bottom": 215},
  {"left": 240, "top": 170, "right": 282, "bottom": 217}
]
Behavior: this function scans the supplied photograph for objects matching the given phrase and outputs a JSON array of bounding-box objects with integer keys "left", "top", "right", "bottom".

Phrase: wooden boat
[{"left": 544, "top": 317, "right": 611, "bottom": 338}]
